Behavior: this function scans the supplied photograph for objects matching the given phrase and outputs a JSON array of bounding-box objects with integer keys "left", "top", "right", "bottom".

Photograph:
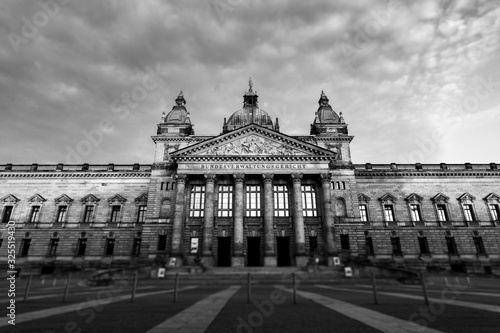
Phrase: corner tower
[{"left": 309, "top": 91, "right": 353, "bottom": 164}]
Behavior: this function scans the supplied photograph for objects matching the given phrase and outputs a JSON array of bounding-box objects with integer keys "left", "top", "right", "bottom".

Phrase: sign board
[
  {"left": 333, "top": 257, "right": 341, "bottom": 266},
  {"left": 158, "top": 268, "right": 166, "bottom": 279},
  {"left": 168, "top": 257, "right": 177, "bottom": 267},
  {"left": 190, "top": 237, "right": 199, "bottom": 254},
  {"left": 344, "top": 267, "right": 353, "bottom": 278}
]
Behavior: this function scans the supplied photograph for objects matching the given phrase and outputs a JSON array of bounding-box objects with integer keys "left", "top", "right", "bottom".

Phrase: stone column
[
  {"left": 171, "top": 174, "right": 187, "bottom": 266},
  {"left": 202, "top": 174, "right": 216, "bottom": 266},
  {"left": 232, "top": 173, "right": 245, "bottom": 267},
  {"left": 291, "top": 173, "right": 307, "bottom": 266},
  {"left": 320, "top": 173, "right": 337, "bottom": 265},
  {"left": 263, "top": 173, "right": 276, "bottom": 266}
]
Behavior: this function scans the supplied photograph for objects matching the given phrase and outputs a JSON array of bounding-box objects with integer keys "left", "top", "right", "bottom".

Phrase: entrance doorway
[
  {"left": 217, "top": 237, "right": 231, "bottom": 267},
  {"left": 247, "top": 237, "right": 261, "bottom": 266},
  {"left": 276, "top": 237, "right": 291, "bottom": 266}
]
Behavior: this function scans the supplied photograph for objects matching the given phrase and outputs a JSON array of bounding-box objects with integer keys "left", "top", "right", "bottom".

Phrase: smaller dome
[{"left": 164, "top": 91, "right": 191, "bottom": 125}]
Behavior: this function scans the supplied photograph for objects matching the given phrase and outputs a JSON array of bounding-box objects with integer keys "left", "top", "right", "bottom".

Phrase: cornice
[
  {"left": 355, "top": 171, "right": 500, "bottom": 178},
  {"left": 173, "top": 155, "right": 333, "bottom": 162},
  {"left": 0, "top": 172, "right": 151, "bottom": 178}
]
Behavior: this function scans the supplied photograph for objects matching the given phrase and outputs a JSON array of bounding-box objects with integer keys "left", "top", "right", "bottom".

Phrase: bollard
[
  {"left": 247, "top": 273, "right": 251, "bottom": 304},
  {"left": 466, "top": 276, "right": 471, "bottom": 285},
  {"left": 173, "top": 272, "right": 179, "bottom": 303},
  {"left": 62, "top": 273, "right": 72, "bottom": 303},
  {"left": 292, "top": 273, "right": 297, "bottom": 304},
  {"left": 53, "top": 278, "right": 57, "bottom": 287},
  {"left": 41, "top": 278, "right": 45, "bottom": 286},
  {"left": 420, "top": 272, "right": 429, "bottom": 306},
  {"left": 444, "top": 277, "right": 448, "bottom": 285},
  {"left": 131, "top": 271, "right": 138, "bottom": 303},
  {"left": 454, "top": 277, "right": 459, "bottom": 285},
  {"left": 371, "top": 272, "right": 379, "bottom": 305},
  {"left": 23, "top": 274, "right": 33, "bottom": 302}
]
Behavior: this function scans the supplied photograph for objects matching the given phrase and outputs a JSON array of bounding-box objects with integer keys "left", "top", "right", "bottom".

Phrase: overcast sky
[{"left": 1, "top": 0, "right": 499, "bottom": 165}]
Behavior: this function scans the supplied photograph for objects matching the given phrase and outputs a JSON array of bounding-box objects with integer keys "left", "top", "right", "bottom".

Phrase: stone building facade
[{"left": 1, "top": 81, "right": 499, "bottom": 275}]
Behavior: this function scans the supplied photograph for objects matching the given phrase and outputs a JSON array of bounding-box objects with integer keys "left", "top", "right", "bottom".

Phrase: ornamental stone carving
[{"left": 205, "top": 135, "right": 295, "bottom": 156}]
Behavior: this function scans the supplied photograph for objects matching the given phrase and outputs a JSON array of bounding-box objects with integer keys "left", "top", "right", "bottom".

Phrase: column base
[
  {"left": 231, "top": 256, "right": 245, "bottom": 267},
  {"left": 295, "top": 255, "right": 309, "bottom": 267},
  {"left": 264, "top": 255, "right": 277, "bottom": 267},
  {"left": 201, "top": 256, "right": 214, "bottom": 268}
]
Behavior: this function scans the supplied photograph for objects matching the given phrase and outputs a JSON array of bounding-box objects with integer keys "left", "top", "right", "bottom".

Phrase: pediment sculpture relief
[{"left": 205, "top": 135, "right": 296, "bottom": 156}]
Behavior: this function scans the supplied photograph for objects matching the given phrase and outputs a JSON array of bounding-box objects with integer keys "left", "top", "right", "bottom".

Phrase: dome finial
[{"left": 249, "top": 77, "right": 253, "bottom": 92}]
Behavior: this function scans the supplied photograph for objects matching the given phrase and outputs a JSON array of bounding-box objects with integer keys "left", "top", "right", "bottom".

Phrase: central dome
[{"left": 222, "top": 78, "right": 278, "bottom": 133}]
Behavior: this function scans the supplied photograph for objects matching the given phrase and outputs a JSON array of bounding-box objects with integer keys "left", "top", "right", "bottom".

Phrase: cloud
[{"left": 0, "top": 0, "right": 499, "bottom": 164}]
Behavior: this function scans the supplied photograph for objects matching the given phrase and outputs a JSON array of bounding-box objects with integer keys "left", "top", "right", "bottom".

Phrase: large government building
[{"left": 1, "top": 80, "right": 499, "bottom": 275}]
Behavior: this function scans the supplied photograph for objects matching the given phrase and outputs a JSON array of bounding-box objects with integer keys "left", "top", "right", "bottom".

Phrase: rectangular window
[
  {"left": 48, "top": 238, "right": 59, "bottom": 256},
  {"left": 340, "top": 234, "right": 350, "bottom": 250},
  {"left": 246, "top": 185, "right": 261, "bottom": 217},
  {"left": 473, "top": 236, "right": 486, "bottom": 255},
  {"left": 218, "top": 185, "right": 233, "bottom": 217},
  {"left": 359, "top": 204, "right": 368, "bottom": 222},
  {"left": 391, "top": 237, "right": 402, "bottom": 255},
  {"left": 137, "top": 206, "right": 147, "bottom": 223},
  {"left": 105, "top": 238, "right": 115, "bottom": 256},
  {"left": 309, "top": 236, "right": 318, "bottom": 253},
  {"left": 366, "top": 237, "right": 374, "bottom": 255},
  {"left": 57, "top": 206, "right": 67, "bottom": 223},
  {"left": 83, "top": 205, "right": 94, "bottom": 223},
  {"left": 2, "top": 206, "right": 13, "bottom": 223},
  {"left": 158, "top": 234, "right": 167, "bottom": 251},
  {"left": 418, "top": 237, "right": 430, "bottom": 255},
  {"left": 20, "top": 239, "right": 31, "bottom": 256},
  {"left": 489, "top": 204, "right": 500, "bottom": 221},
  {"left": 29, "top": 206, "right": 40, "bottom": 223},
  {"left": 446, "top": 236, "right": 458, "bottom": 255},
  {"left": 301, "top": 185, "right": 317, "bottom": 217},
  {"left": 384, "top": 205, "right": 395, "bottom": 221},
  {"left": 189, "top": 185, "right": 205, "bottom": 217},
  {"left": 160, "top": 182, "right": 164, "bottom": 190},
  {"left": 110, "top": 206, "right": 121, "bottom": 223},
  {"left": 410, "top": 204, "right": 422, "bottom": 221},
  {"left": 436, "top": 204, "right": 448, "bottom": 222},
  {"left": 132, "top": 238, "right": 141, "bottom": 256},
  {"left": 463, "top": 204, "right": 476, "bottom": 221},
  {"left": 77, "top": 238, "right": 87, "bottom": 256},
  {"left": 274, "top": 185, "right": 289, "bottom": 217}
]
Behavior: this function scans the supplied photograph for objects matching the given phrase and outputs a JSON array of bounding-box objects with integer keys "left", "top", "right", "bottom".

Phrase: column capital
[
  {"left": 233, "top": 173, "right": 245, "bottom": 183},
  {"left": 320, "top": 173, "right": 332, "bottom": 183},
  {"left": 291, "top": 173, "right": 303, "bottom": 183},
  {"left": 175, "top": 174, "right": 188, "bottom": 184},
  {"left": 204, "top": 174, "right": 216, "bottom": 183},
  {"left": 262, "top": 173, "right": 274, "bottom": 183}
]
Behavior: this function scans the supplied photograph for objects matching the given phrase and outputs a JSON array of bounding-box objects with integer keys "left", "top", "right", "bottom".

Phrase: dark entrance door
[
  {"left": 276, "top": 237, "right": 291, "bottom": 267},
  {"left": 217, "top": 237, "right": 231, "bottom": 267},
  {"left": 247, "top": 237, "right": 261, "bottom": 266}
]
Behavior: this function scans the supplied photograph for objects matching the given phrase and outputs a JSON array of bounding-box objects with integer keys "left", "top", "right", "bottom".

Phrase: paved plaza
[{"left": 1, "top": 275, "right": 499, "bottom": 333}]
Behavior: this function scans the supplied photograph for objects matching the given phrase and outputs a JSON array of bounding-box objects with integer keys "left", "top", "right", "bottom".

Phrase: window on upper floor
[
  {"left": 189, "top": 185, "right": 205, "bottom": 218},
  {"left": 110, "top": 206, "right": 121, "bottom": 223},
  {"left": 488, "top": 203, "right": 500, "bottom": 221},
  {"left": 246, "top": 185, "right": 261, "bottom": 217},
  {"left": 29, "top": 206, "right": 40, "bottom": 223},
  {"left": 301, "top": 185, "right": 317, "bottom": 217},
  {"left": 384, "top": 205, "right": 395, "bottom": 222},
  {"left": 273, "top": 185, "right": 289, "bottom": 217},
  {"left": 56, "top": 206, "right": 67, "bottom": 223},
  {"left": 359, "top": 204, "right": 368, "bottom": 222},
  {"left": 410, "top": 204, "right": 422, "bottom": 222},
  {"left": 463, "top": 204, "right": 476, "bottom": 222},
  {"left": 436, "top": 204, "right": 449, "bottom": 222},
  {"left": 218, "top": 185, "right": 233, "bottom": 217},
  {"left": 2, "top": 206, "right": 13, "bottom": 223},
  {"left": 137, "top": 205, "right": 147, "bottom": 223},
  {"left": 83, "top": 205, "right": 94, "bottom": 223}
]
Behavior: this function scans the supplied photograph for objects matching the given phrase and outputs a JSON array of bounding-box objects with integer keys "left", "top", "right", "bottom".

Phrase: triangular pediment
[
  {"left": 431, "top": 193, "right": 449, "bottom": 203},
  {"left": 108, "top": 194, "right": 127, "bottom": 205},
  {"left": 171, "top": 124, "right": 336, "bottom": 160},
  {"left": 81, "top": 194, "right": 100, "bottom": 204},
  {"left": 135, "top": 193, "right": 148, "bottom": 205},
  {"left": 55, "top": 194, "right": 74, "bottom": 204},
  {"left": 405, "top": 193, "right": 423, "bottom": 203},
  {"left": 28, "top": 193, "right": 47, "bottom": 203},
  {"left": 457, "top": 192, "right": 476, "bottom": 203},
  {"left": 1, "top": 194, "right": 20, "bottom": 204},
  {"left": 379, "top": 193, "right": 396, "bottom": 203},
  {"left": 484, "top": 192, "right": 500, "bottom": 203}
]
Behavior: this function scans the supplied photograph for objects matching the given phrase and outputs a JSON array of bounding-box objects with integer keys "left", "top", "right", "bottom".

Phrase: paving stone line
[
  {"left": 355, "top": 284, "right": 500, "bottom": 298},
  {"left": 0, "top": 286, "right": 198, "bottom": 328},
  {"left": 146, "top": 285, "right": 241, "bottom": 333},
  {"left": 317, "top": 285, "right": 500, "bottom": 314},
  {"left": 275, "top": 285, "right": 443, "bottom": 333}
]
